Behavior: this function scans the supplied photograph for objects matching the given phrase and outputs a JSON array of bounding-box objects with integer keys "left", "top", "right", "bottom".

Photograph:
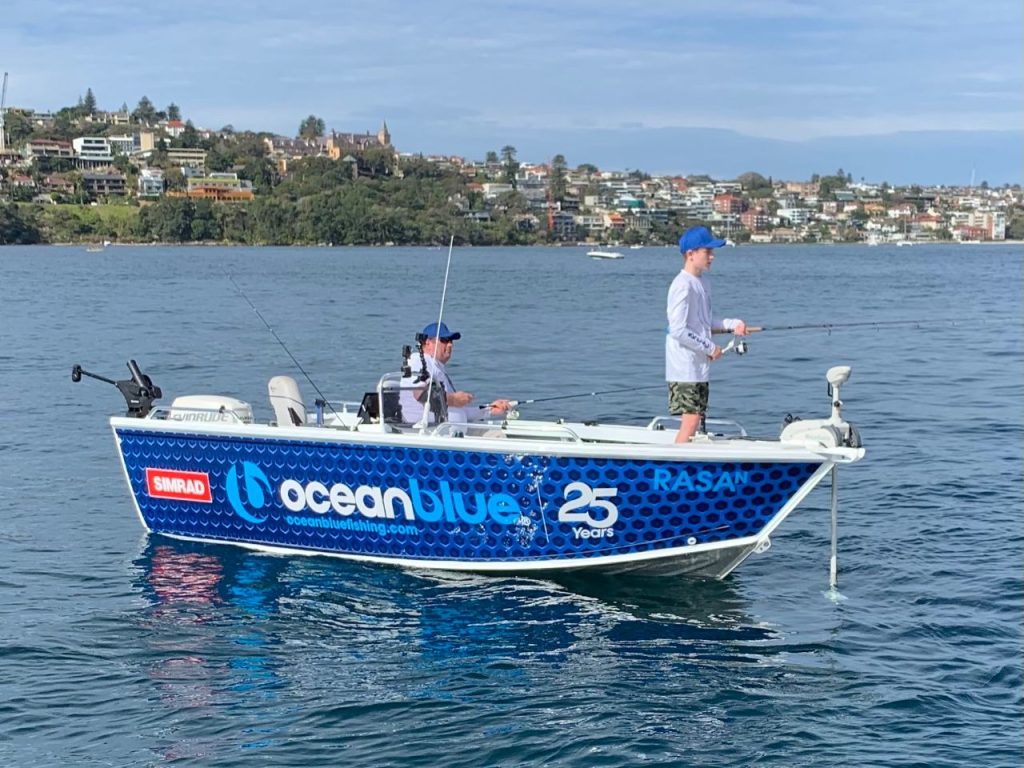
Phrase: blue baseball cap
[
  {"left": 421, "top": 321, "right": 461, "bottom": 341},
  {"left": 679, "top": 226, "right": 727, "bottom": 253}
]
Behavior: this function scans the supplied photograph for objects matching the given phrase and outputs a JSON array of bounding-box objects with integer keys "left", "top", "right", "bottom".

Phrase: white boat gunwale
[{"left": 110, "top": 414, "right": 860, "bottom": 464}]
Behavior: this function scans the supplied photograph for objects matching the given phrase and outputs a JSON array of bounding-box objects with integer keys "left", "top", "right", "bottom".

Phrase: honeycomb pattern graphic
[{"left": 117, "top": 428, "right": 819, "bottom": 564}]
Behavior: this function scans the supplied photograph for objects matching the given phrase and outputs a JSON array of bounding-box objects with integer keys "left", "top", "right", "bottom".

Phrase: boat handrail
[
  {"left": 501, "top": 422, "right": 583, "bottom": 442},
  {"left": 645, "top": 416, "right": 748, "bottom": 438},
  {"left": 429, "top": 421, "right": 582, "bottom": 442}
]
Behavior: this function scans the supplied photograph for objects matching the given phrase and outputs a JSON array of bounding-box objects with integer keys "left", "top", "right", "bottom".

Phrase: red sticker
[{"left": 146, "top": 468, "right": 213, "bottom": 503}]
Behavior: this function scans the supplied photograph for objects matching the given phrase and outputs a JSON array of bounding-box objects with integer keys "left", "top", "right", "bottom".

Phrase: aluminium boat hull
[{"left": 112, "top": 418, "right": 837, "bottom": 578}]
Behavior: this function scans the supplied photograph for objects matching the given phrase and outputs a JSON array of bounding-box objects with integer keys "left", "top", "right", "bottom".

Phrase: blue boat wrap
[{"left": 116, "top": 429, "right": 819, "bottom": 563}]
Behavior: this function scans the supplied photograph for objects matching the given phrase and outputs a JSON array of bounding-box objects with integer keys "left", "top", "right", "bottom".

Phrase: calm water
[{"left": 1, "top": 243, "right": 1021, "bottom": 766}]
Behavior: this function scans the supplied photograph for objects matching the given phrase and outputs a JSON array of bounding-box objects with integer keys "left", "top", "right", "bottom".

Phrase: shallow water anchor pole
[
  {"left": 828, "top": 465, "right": 840, "bottom": 593},
  {"left": 822, "top": 466, "right": 847, "bottom": 603}
]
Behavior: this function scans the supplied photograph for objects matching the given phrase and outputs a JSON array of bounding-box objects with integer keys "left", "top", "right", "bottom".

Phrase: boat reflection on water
[
  {"left": 128, "top": 538, "right": 796, "bottom": 764},
  {"left": 138, "top": 539, "right": 291, "bottom": 616},
  {"left": 144, "top": 543, "right": 224, "bottom": 610},
  {"left": 133, "top": 539, "right": 288, "bottom": 760},
  {"left": 135, "top": 536, "right": 774, "bottom": 670}
]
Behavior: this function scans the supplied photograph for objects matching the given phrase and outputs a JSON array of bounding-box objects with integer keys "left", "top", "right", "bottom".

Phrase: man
[
  {"left": 399, "top": 321, "right": 513, "bottom": 425},
  {"left": 666, "top": 226, "right": 748, "bottom": 443}
]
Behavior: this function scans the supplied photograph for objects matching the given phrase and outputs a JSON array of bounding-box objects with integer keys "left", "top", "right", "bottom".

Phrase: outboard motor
[{"left": 72, "top": 359, "right": 162, "bottom": 418}]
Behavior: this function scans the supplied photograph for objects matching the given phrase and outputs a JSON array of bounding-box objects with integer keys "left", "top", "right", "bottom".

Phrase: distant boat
[
  {"left": 85, "top": 244, "right": 104, "bottom": 253},
  {"left": 629, "top": 244, "right": 643, "bottom": 249},
  {"left": 587, "top": 249, "right": 624, "bottom": 260}
]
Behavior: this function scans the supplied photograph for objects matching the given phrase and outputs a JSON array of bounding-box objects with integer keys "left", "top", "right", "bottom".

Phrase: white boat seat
[{"left": 269, "top": 375, "right": 305, "bottom": 426}]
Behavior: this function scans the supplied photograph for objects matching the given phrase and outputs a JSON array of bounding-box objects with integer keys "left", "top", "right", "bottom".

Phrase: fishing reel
[
  {"left": 721, "top": 338, "right": 749, "bottom": 356},
  {"left": 72, "top": 359, "right": 162, "bottom": 418}
]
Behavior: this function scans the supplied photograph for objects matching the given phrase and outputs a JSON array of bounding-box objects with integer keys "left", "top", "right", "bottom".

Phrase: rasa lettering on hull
[{"left": 651, "top": 468, "right": 750, "bottom": 493}]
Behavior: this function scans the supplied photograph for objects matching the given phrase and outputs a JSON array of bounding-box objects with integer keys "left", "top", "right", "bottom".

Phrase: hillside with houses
[{"left": 0, "top": 91, "right": 1020, "bottom": 246}]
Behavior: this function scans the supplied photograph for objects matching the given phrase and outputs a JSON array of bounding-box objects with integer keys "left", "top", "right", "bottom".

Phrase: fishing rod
[
  {"left": 224, "top": 272, "right": 343, "bottom": 423},
  {"left": 481, "top": 338, "right": 747, "bottom": 410},
  {"left": 730, "top": 318, "right": 961, "bottom": 334}
]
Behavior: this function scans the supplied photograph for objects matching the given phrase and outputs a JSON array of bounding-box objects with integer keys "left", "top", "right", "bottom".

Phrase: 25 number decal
[{"left": 557, "top": 481, "right": 619, "bottom": 529}]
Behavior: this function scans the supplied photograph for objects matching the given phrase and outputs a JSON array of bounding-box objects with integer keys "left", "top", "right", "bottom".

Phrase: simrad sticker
[{"left": 145, "top": 468, "right": 213, "bottom": 503}]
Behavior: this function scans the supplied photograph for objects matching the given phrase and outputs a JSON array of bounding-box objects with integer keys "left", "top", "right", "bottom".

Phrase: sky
[{"left": 6, "top": 0, "right": 1022, "bottom": 184}]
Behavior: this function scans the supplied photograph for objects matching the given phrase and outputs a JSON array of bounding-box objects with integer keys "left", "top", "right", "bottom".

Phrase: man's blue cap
[
  {"left": 422, "top": 321, "right": 461, "bottom": 341},
  {"left": 679, "top": 226, "right": 727, "bottom": 253}
]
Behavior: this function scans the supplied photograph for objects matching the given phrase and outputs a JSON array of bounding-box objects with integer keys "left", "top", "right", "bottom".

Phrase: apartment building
[
  {"left": 82, "top": 171, "right": 126, "bottom": 196},
  {"left": 166, "top": 147, "right": 207, "bottom": 169},
  {"left": 138, "top": 168, "right": 165, "bottom": 197},
  {"left": 72, "top": 137, "right": 114, "bottom": 168}
]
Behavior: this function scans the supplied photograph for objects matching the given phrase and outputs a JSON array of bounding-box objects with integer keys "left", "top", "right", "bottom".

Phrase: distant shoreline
[{"left": 24, "top": 239, "right": 1023, "bottom": 248}]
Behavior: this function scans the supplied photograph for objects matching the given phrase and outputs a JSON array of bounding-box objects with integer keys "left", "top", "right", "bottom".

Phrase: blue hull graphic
[{"left": 116, "top": 428, "right": 819, "bottom": 569}]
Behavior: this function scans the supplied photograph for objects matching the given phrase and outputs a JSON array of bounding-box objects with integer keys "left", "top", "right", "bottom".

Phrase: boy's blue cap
[
  {"left": 679, "top": 226, "right": 727, "bottom": 253},
  {"left": 422, "top": 321, "right": 461, "bottom": 341}
]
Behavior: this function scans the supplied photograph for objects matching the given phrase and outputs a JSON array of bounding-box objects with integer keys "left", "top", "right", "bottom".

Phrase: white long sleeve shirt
[
  {"left": 665, "top": 270, "right": 740, "bottom": 383},
  {"left": 399, "top": 355, "right": 481, "bottom": 424}
]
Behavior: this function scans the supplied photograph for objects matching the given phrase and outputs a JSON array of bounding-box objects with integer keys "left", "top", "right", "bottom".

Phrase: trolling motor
[
  {"left": 71, "top": 359, "right": 162, "bottom": 418},
  {"left": 780, "top": 366, "right": 862, "bottom": 449}
]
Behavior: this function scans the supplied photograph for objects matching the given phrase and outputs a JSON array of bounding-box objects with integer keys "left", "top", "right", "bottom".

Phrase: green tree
[
  {"left": 177, "top": 121, "right": 201, "bottom": 149},
  {"left": 298, "top": 115, "right": 326, "bottom": 140},
  {"left": 485, "top": 150, "right": 499, "bottom": 164},
  {"left": 82, "top": 88, "right": 97, "bottom": 116},
  {"left": 239, "top": 157, "right": 277, "bottom": 194},
  {"left": 137, "top": 197, "right": 195, "bottom": 241},
  {"left": 4, "top": 110, "right": 33, "bottom": 144},
  {"left": 1006, "top": 209, "right": 1024, "bottom": 239},
  {"left": 190, "top": 199, "right": 219, "bottom": 240},
  {"left": 167, "top": 103, "right": 181, "bottom": 121},
  {"left": 500, "top": 145, "right": 519, "bottom": 189},
  {"left": 737, "top": 171, "right": 770, "bottom": 191},
  {"left": 549, "top": 154, "right": 568, "bottom": 202},
  {"left": 0, "top": 202, "right": 41, "bottom": 243},
  {"left": 251, "top": 197, "right": 296, "bottom": 244},
  {"left": 132, "top": 96, "right": 157, "bottom": 125}
]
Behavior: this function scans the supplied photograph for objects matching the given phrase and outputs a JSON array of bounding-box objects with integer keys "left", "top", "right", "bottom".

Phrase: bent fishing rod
[{"left": 223, "top": 272, "right": 344, "bottom": 422}]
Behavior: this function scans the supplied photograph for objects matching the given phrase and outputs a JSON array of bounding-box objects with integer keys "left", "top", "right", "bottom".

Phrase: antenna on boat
[{"left": 415, "top": 235, "right": 456, "bottom": 430}]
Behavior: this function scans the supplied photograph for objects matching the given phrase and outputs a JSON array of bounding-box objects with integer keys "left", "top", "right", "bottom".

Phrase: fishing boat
[
  {"left": 587, "top": 249, "right": 624, "bottom": 260},
  {"left": 73, "top": 355, "right": 865, "bottom": 579}
]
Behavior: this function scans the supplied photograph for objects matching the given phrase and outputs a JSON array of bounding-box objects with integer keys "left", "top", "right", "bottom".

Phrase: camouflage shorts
[{"left": 668, "top": 382, "right": 709, "bottom": 415}]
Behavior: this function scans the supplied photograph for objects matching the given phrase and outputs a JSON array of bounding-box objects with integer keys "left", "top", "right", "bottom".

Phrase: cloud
[{"left": 2, "top": 0, "right": 1019, "bottom": 177}]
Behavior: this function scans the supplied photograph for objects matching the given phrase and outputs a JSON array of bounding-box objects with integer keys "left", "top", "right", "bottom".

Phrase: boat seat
[
  {"left": 268, "top": 375, "right": 305, "bottom": 426},
  {"left": 357, "top": 389, "right": 403, "bottom": 424}
]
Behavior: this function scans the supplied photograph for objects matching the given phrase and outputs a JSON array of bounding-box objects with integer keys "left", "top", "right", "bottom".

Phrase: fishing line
[
  {"left": 223, "top": 272, "right": 343, "bottom": 423},
  {"left": 485, "top": 384, "right": 667, "bottom": 409},
  {"left": 484, "top": 343, "right": 748, "bottom": 410}
]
